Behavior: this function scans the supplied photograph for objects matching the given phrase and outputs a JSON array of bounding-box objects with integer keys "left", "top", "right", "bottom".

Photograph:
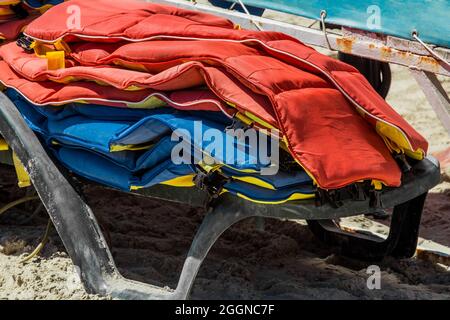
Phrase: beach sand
[{"left": 0, "top": 9, "right": 449, "bottom": 300}]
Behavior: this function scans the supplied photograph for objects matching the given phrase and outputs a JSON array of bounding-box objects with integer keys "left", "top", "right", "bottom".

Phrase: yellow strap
[
  {"left": 53, "top": 40, "right": 71, "bottom": 54},
  {"left": 37, "top": 4, "right": 55, "bottom": 14},
  {"left": 371, "top": 180, "right": 383, "bottom": 191},
  {"left": 130, "top": 175, "right": 196, "bottom": 190},
  {"left": 0, "top": 138, "right": 8, "bottom": 151},
  {"left": 12, "top": 152, "right": 31, "bottom": 188},
  {"left": 110, "top": 142, "right": 153, "bottom": 152},
  {"left": 46, "top": 51, "right": 65, "bottom": 70},
  {"left": 31, "top": 39, "right": 71, "bottom": 58},
  {"left": 376, "top": 121, "right": 424, "bottom": 160},
  {"left": 1, "top": 1, "right": 21, "bottom": 5},
  {"left": 159, "top": 175, "right": 196, "bottom": 187},
  {"left": 231, "top": 175, "right": 275, "bottom": 190}
]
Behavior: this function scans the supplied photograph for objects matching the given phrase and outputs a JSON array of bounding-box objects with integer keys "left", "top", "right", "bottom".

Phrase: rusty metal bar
[{"left": 410, "top": 69, "right": 450, "bottom": 136}]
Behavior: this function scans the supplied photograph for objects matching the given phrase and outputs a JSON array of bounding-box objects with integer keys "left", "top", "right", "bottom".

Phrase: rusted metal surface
[{"left": 335, "top": 37, "right": 354, "bottom": 54}]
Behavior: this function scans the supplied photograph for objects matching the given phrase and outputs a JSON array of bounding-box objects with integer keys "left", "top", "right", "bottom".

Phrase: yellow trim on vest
[
  {"left": 234, "top": 112, "right": 253, "bottom": 126},
  {"left": 376, "top": 121, "right": 424, "bottom": 159},
  {"left": 109, "top": 143, "right": 153, "bottom": 152},
  {"left": 125, "top": 85, "right": 146, "bottom": 91},
  {"left": 234, "top": 111, "right": 277, "bottom": 131},
  {"left": 221, "top": 163, "right": 258, "bottom": 173},
  {"left": 0, "top": 7, "right": 14, "bottom": 15},
  {"left": 0, "top": 138, "right": 8, "bottom": 151},
  {"left": 234, "top": 191, "right": 314, "bottom": 204},
  {"left": 130, "top": 175, "right": 196, "bottom": 190},
  {"left": 198, "top": 161, "right": 222, "bottom": 173},
  {"left": 0, "top": 1, "right": 21, "bottom": 5},
  {"left": 127, "top": 96, "right": 168, "bottom": 109},
  {"left": 113, "top": 60, "right": 149, "bottom": 72},
  {"left": 380, "top": 134, "right": 401, "bottom": 154},
  {"left": 231, "top": 176, "right": 275, "bottom": 190},
  {"left": 53, "top": 40, "right": 71, "bottom": 54},
  {"left": 12, "top": 152, "right": 31, "bottom": 188},
  {"left": 159, "top": 175, "right": 196, "bottom": 187},
  {"left": 244, "top": 111, "right": 276, "bottom": 130},
  {"left": 38, "top": 4, "right": 55, "bottom": 14},
  {"left": 404, "top": 148, "right": 425, "bottom": 160}
]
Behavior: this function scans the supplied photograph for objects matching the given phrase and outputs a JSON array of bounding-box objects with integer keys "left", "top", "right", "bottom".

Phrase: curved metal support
[
  {"left": 0, "top": 93, "right": 116, "bottom": 294},
  {"left": 0, "top": 93, "right": 173, "bottom": 299},
  {"left": 307, "top": 192, "right": 428, "bottom": 261},
  {"left": 173, "top": 197, "right": 256, "bottom": 299}
]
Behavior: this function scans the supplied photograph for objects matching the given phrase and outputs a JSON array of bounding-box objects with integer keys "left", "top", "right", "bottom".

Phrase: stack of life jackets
[
  {"left": 0, "top": 1, "right": 63, "bottom": 42},
  {"left": 0, "top": 0, "right": 429, "bottom": 205}
]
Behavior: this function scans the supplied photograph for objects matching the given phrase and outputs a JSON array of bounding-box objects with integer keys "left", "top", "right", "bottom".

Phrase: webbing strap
[
  {"left": 0, "top": 138, "right": 8, "bottom": 151},
  {"left": 12, "top": 152, "right": 31, "bottom": 188}
]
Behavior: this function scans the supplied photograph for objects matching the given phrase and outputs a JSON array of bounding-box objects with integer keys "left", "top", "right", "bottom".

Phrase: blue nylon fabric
[
  {"left": 224, "top": 180, "right": 314, "bottom": 201},
  {"left": 56, "top": 144, "right": 315, "bottom": 200},
  {"left": 7, "top": 89, "right": 315, "bottom": 199},
  {"left": 7, "top": 89, "right": 269, "bottom": 172},
  {"left": 221, "top": 166, "right": 311, "bottom": 189},
  {"left": 55, "top": 146, "right": 195, "bottom": 191}
]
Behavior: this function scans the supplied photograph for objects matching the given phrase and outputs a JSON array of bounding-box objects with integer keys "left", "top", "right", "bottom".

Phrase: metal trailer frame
[
  {"left": 0, "top": 0, "right": 446, "bottom": 299},
  {"left": 0, "top": 90, "right": 441, "bottom": 299},
  {"left": 152, "top": 0, "right": 450, "bottom": 135}
]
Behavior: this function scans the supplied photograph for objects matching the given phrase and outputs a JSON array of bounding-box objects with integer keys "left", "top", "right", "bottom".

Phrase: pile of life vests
[{"left": 0, "top": 0, "right": 428, "bottom": 205}]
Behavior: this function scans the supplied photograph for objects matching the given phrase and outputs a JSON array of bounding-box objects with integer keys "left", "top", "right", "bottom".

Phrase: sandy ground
[{"left": 0, "top": 9, "right": 449, "bottom": 300}]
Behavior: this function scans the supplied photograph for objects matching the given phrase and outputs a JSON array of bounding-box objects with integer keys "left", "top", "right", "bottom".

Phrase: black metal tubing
[
  {"left": 0, "top": 91, "right": 441, "bottom": 299},
  {"left": 306, "top": 192, "right": 428, "bottom": 261}
]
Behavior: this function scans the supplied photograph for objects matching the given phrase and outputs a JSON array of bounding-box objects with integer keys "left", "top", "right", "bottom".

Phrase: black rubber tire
[{"left": 338, "top": 52, "right": 392, "bottom": 99}]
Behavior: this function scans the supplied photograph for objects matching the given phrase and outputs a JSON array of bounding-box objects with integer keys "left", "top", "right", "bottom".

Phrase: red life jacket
[
  {"left": 0, "top": 59, "right": 231, "bottom": 113},
  {"left": 4, "top": 0, "right": 428, "bottom": 189}
]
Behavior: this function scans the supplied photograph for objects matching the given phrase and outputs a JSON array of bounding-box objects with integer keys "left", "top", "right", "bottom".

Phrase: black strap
[
  {"left": 16, "top": 34, "right": 34, "bottom": 52},
  {"left": 194, "top": 167, "right": 230, "bottom": 199}
]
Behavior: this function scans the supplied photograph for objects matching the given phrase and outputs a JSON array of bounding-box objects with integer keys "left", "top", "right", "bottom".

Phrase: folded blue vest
[{"left": 7, "top": 89, "right": 315, "bottom": 203}]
